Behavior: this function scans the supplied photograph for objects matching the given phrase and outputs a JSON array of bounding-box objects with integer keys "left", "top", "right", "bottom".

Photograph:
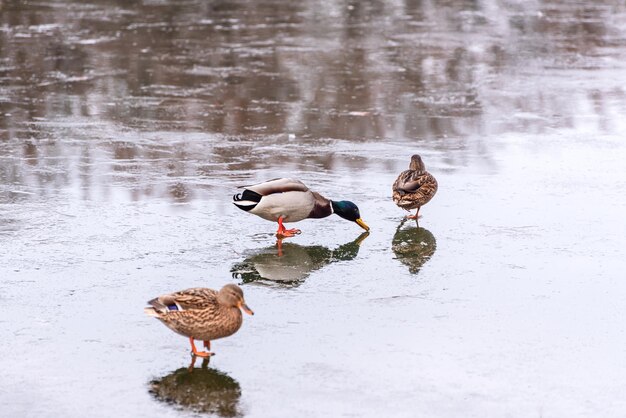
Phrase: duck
[
  {"left": 233, "top": 178, "right": 370, "bottom": 238},
  {"left": 144, "top": 284, "right": 254, "bottom": 358},
  {"left": 392, "top": 154, "right": 438, "bottom": 219}
]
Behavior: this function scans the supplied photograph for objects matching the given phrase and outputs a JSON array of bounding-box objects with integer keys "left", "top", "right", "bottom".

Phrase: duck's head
[
  {"left": 409, "top": 154, "right": 426, "bottom": 174},
  {"left": 218, "top": 284, "right": 254, "bottom": 315},
  {"left": 331, "top": 200, "right": 370, "bottom": 231}
]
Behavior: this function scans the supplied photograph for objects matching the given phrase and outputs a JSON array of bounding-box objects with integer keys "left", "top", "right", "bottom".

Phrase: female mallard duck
[
  {"left": 233, "top": 178, "right": 370, "bottom": 238},
  {"left": 144, "top": 284, "right": 254, "bottom": 358},
  {"left": 392, "top": 154, "right": 438, "bottom": 219}
]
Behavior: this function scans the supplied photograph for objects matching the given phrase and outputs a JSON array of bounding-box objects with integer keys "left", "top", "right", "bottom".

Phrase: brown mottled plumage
[
  {"left": 392, "top": 155, "right": 438, "bottom": 219},
  {"left": 144, "top": 284, "right": 253, "bottom": 357}
]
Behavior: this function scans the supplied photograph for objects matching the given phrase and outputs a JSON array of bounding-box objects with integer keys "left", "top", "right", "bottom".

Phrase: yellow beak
[{"left": 355, "top": 218, "right": 370, "bottom": 231}]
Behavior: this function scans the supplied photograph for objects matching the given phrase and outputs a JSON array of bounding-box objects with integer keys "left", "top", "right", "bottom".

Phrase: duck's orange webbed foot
[
  {"left": 406, "top": 208, "right": 421, "bottom": 220},
  {"left": 277, "top": 228, "right": 301, "bottom": 238},
  {"left": 188, "top": 354, "right": 211, "bottom": 372},
  {"left": 189, "top": 337, "right": 214, "bottom": 358},
  {"left": 276, "top": 217, "right": 301, "bottom": 238}
]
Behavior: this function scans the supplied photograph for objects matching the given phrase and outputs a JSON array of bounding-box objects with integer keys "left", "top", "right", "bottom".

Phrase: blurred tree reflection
[{"left": 1, "top": 0, "right": 625, "bottom": 201}]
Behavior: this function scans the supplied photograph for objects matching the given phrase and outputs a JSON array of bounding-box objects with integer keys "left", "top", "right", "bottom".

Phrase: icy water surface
[{"left": 2, "top": 0, "right": 626, "bottom": 416}]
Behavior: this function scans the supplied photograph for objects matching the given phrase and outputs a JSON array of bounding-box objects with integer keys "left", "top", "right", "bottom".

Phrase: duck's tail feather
[{"left": 233, "top": 189, "right": 262, "bottom": 211}]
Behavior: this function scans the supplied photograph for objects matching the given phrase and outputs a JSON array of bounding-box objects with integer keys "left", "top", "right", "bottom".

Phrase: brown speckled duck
[
  {"left": 144, "top": 284, "right": 254, "bottom": 358},
  {"left": 233, "top": 178, "right": 369, "bottom": 238},
  {"left": 392, "top": 155, "right": 438, "bottom": 219}
]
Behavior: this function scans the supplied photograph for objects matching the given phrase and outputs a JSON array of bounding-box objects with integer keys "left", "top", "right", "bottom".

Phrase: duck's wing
[
  {"left": 242, "top": 178, "right": 309, "bottom": 196},
  {"left": 393, "top": 170, "right": 437, "bottom": 195},
  {"left": 147, "top": 288, "right": 218, "bottom": 313},
  {"left": 234, "top": 178, "right": 311, "bottom": 212}
]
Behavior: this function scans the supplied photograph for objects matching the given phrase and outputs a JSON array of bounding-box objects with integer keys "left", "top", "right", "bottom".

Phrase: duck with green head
[{"left": 233, "top": 178, "right": 370, "bottom": 238}]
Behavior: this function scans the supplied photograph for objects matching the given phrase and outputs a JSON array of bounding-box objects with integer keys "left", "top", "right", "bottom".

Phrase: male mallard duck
[
  {"left": 233, "top": 178, "right": 370, "bottom": 238},
  {"left": 144, "top": 284, "right": 254, "bottom": 358},
  {"left": 392, "top": 154, "right": 438, "bottom": 219}
]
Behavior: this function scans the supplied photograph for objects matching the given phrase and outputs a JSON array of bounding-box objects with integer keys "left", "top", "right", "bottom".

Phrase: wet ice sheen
[{"left": 2, "top": 1, "right": 626, "bottom": 417}]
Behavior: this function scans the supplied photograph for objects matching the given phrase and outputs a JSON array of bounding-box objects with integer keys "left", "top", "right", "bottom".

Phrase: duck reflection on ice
[
  {"left": 392, "top": 219, "right": 437, "bottom": 274},
  {"left": 149, "top": 357, "right": 242, "bottom": 417},
  {"left": 231, "top": 232, "right": 370, "bottom": 286}
]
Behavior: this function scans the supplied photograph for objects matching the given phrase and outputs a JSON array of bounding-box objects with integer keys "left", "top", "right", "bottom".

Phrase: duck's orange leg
[
  {"left": 189, "top": 336, "right": 213, "bottom": 358},
  {"left": 276, "top": 216, "right": 301, "bottom": 238}
]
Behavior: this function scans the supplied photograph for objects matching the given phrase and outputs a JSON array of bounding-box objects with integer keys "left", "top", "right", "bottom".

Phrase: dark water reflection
[
  {"left": 392, "top": 220, "right": 436, "bottom": 274},
  {"left": 231, "top": 232, "right": 369, "bottom": 286},
  {"left": 149, "top": 358, "right": 242, "bottom": 417},
  {"left": 2, "top": 1, "right": 625, "bottom": 202}
]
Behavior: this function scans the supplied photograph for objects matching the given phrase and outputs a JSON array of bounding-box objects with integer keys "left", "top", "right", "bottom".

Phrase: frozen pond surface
[{"left": 1, "top": 0, "right": 626, "bottom": 416}]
